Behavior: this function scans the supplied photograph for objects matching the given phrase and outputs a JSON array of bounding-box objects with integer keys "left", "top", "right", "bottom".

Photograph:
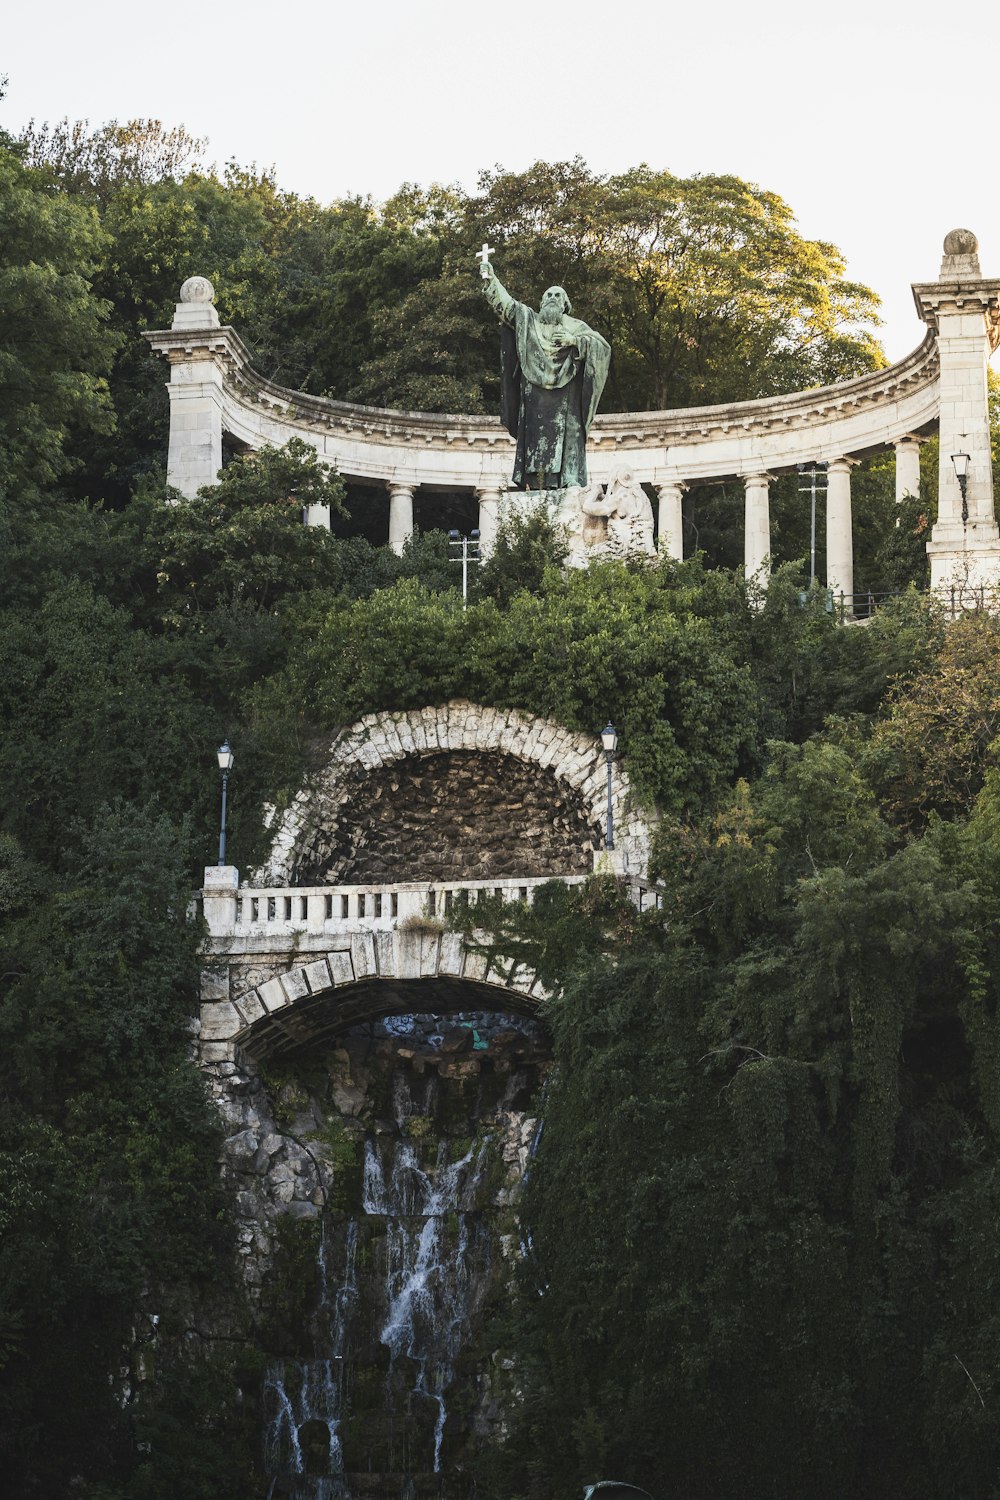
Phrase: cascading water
[
  {"left": 363, "top": 1133, "right": 490, "bottom": 1472},
  {"left": 258, "top": 1011, "right": 546, "bottom": 1498},
  {"left": 263, "top": 1219, "right": 358, "bottom": 1497}
]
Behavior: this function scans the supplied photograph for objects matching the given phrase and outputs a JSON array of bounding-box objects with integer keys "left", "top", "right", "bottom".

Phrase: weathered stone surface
[
  {"left": 200, "top": 1044, "right": 236, "bottom": 1068},
  {"left": 440, "top": 1027, "right": 473, "bottom": 1055},
  {"left": 286, "top": 1200, "right": 319, "bottom": 1220},
  {"left": 438, "top": 932, "right": 465, "bottom": 976},
  {"left": 303, "top": 958, "right": 333, "bottom": 994},
  {"left": 234, "top": 990, "right": 267, "bottom": 1027},
  {"left": 224, "top": 1128, "right": 260, "bottom": 1157},
  {"left": 200, "top": 1001, "right": 240, "bottom": 1040},
  {"left": 258, "top": 977, "right": 287, "bottom": 1013},
  {"left": 374, "top": 931, "right": 395, "bottom": 977},
  {"left": 328, "top": 951, "right": 354, "bottom": 987},
  {"left": 350, "top": 933, "right": 377, "bottom": 980},
  {"left": 200, "top": 969, "right": 230, "bottom": 1001},
  {"left": 463, "top": 951, "right": 489, "bottom": 983},
  {"left": 279, "top": 969, "right": 310, "bottom": 1003},
  {"left": 293, "top": 750, "right": 597, "bottom": 885}
]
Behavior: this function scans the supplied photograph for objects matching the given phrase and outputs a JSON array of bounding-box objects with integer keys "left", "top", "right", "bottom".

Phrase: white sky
[{"left": 3, "top": 0, "right": 996, "bottom": 361}]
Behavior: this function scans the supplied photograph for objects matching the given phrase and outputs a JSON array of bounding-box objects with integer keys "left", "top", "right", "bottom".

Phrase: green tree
[
  {"left": 0, "top": 126, "right": 117, "bottom": 500},
  {"left": 0, "top": 805, "right": 244, "bottom": 1497},
  {"left": 150, "top": 438, "right": 347, "bottom": 622}
]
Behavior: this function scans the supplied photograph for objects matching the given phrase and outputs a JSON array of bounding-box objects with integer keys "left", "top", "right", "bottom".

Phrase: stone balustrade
[{"left": 201, "top": 869, "right": 663, "bottom": 945}]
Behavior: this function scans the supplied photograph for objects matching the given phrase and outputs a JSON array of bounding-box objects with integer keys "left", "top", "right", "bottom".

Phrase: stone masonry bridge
[
  {"left": 197, "top": 702, "right": 658, "bottom": 1064},
  {"left": 199, "top": 871, "right": 662, "bottom": 1062}
]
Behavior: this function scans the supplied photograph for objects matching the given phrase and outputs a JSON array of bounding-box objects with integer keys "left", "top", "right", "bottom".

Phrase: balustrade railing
[
  {"left": 806, "top": 585, "right": 995, "bottom": 622},
  {"left": 200, "top": 873, "right": 664, "bottom": 940}
]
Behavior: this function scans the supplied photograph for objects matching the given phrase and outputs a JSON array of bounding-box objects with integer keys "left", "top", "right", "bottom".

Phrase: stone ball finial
[
  {"left": 943, "top": 228, "right": 978, "bottom": 256},
  {"left": 179, "top": 275, "right": 216, "bottom": 304}
]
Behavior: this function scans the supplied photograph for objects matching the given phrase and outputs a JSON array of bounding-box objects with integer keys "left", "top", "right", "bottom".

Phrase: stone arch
[
  {"left": 258, "top": 701, "right": 651, "bottom": 885},
  {"left": 213, "top": 930, "right": 547, "bottom": 1060}
]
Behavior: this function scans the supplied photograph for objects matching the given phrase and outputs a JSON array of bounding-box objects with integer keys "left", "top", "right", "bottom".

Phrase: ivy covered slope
[{"left": 6, "top": 95, "right": 1000, "bottom": 1500}]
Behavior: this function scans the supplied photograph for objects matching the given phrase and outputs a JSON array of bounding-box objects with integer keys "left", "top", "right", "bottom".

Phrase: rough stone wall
[{"left": 294, "top": 750, "right": 596, "bottom": 884}]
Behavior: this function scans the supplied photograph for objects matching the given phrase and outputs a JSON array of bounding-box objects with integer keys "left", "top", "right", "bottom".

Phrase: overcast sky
[{"left": 3, "top": 0, "right": 996, "bottom": 363}]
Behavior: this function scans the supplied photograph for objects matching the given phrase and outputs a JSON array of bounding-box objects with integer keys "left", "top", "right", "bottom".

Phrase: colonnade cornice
[{"left": 144, "top": 323, "right": 940, "bottom": 467}]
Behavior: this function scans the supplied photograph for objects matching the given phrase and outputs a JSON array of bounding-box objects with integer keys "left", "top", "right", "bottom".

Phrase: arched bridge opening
[{"left": 232, "top": 971, "right": 548, "bottom": 1062}]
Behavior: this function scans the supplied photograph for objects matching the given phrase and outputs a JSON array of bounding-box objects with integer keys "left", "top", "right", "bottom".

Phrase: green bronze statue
[{"left": 478, "top": 247, "right": 611, "bottom": 491}]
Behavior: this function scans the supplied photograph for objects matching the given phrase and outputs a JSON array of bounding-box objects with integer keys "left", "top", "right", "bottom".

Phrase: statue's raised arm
[
  {"left": 481, "top": 261, "right": 516, "bottom": 325},
  {"left": 478, "top": 255, "right": 610, "bottom": 492}
]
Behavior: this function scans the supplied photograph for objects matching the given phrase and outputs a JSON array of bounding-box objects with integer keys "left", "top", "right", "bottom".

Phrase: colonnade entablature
[{"left": 145, "top": 230, "right": 1000, "bottom": 600}]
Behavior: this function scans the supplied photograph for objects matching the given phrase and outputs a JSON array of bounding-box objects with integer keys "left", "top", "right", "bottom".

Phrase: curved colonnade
[{"left": 147, "top": 233, "right": 1000, "bottom": 604}]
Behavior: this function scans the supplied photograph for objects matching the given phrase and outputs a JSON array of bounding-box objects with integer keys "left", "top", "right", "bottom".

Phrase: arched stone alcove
[{"left": 258, "top": 701, "right": 651, "bottom": 885}]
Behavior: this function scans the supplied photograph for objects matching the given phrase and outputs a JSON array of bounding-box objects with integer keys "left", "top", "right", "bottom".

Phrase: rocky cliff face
[{"left": 206, "top": 1010, "right": 548, "bottom": 1495}]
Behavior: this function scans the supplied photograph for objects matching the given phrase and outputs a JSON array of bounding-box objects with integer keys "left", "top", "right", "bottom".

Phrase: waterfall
[
  {"left": 258, "top": 1016, "right": 545, "bottom": 1494},
  {"left": 262, "top": 1136, "right": 488, "bottom": 1491},
  {"left": 263, "top": 1219, "right": 357, "bottom": 1497},
  {"left": 364, "top": 1134, "right": 489, "bottom": 1473}
]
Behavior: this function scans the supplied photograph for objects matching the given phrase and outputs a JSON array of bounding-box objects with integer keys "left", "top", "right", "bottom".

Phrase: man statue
[{"left": 480, "top": 255, "right": 611, "bottom": 491}]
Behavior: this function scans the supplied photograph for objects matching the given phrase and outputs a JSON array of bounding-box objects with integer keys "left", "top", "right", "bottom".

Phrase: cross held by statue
[{"left": 478, "top": 242, "right": 495, "bottom": 278}]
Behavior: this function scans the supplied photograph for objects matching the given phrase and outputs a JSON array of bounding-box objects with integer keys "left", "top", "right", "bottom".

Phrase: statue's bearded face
[{"left": 539, "top": 287, "right": 569, "bottom": 325}]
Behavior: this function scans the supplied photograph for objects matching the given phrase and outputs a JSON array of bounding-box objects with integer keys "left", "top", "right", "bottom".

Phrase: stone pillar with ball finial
[
  {"left": 161, "top": 276, "right": 226, "bottom": 500},
  {"left": 913, "top": 231, "right": 1000, "bottom": 596}
]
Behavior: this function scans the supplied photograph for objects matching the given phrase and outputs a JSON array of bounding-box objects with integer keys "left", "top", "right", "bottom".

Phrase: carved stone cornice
[
  {"left": 144, "top": 323, "right": 941, "bottom": 457},
  {"left": 911, "top": 278, "right": 1000, "bottom": 350}
]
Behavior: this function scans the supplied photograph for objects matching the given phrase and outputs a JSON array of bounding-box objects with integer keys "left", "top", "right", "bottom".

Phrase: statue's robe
[{"left": 493, "top": 292, "right": 610, "bottom": 490}]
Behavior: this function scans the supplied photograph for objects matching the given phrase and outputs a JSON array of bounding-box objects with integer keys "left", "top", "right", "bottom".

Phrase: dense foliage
[
  {"left": 5, "top": 88, "right": 1000, "bottom": 1499},
  {"left": 471, "top": 649, "right": 1000, "bottom": 1497}
]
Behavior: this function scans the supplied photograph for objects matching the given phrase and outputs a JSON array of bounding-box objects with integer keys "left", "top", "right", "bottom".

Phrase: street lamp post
[
  {"left": 601, "top": 722, "right": 618, "bottom": 851},
  {"left": 217, "top": 741, "right": 234, "bottom": 866},
  {"left": 449, "top": 528, "right": 481, "bottom": 608},
  {"left": 952, "top": 451, "right": 971, "bottom": 526},
  {"left": 797, "top": 461, "right": 828, "bottom": 587}
]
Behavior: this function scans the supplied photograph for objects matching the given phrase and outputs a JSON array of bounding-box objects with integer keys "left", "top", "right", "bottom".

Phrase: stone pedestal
[
  {"left": 387, "top": 482, "right": 415, "bottom": 554},
  {"left": 826, "top": 457, "right": 856, "bottom": 613},
  {"left": 744, "top": 473, "right": 771, "bottom": 587},
  {"left": 163, "top": 278, "right": 224, "bottom": 501},
  {"left": 203, "top": 864, "right": 238, "bottom": 938},
  {"left": 913, "top": 231, "right": 1000, "bottom": 594},
  {"left": 655, "top": 480, "right": 686, "bottom": 561}
]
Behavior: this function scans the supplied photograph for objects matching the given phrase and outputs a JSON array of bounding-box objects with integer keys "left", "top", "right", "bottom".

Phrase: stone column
[
  {"left": 164, "top": 277, "right": 224, "bottom": 500},
  {"left": 475, "top": 485, "right": 503, "bottom": 559},
  {"left": 826, "top": 457, "right": 856, "bottom": 614},
  {"left": 744, "top": 473, "right": 772, "bottom": 587},
  {"left": 655, "top": 480, "right": 687, "bottom": 561},
  {"left": 894, "top": 436, "right": 922, "bottom": 502},
  {"left": 387, "top": 482, "right": 415, "bottom": 555},
  {"left": 913, "top": 231, "right": 1000, "bottom": 593},
  {"left": 304, "top": 503, "right": 331, "bottom": 530}
]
